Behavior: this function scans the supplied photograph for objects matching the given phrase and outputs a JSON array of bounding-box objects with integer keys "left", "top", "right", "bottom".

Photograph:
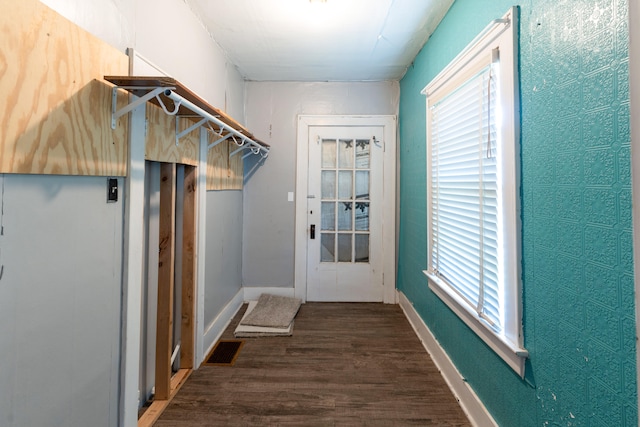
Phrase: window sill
[{"left": 423, "top": 270, "right": 528, "bottom": 378}]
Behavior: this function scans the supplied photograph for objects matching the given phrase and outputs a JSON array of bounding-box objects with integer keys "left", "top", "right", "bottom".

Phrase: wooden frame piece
[
  {"left": 137, "top": 368, "right": 191, "bottom": 427},
  {"left": 139, "top": 163, "right": 199, "bottom": 427},
  {"left": 180, "top": 165, "right": 197, "bottom": 369},
  {"left": 155, "top": 163, "right": 177, "bottom": 400}
]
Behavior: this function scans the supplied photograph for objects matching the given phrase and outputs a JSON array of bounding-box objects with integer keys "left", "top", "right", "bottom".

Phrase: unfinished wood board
[
  {"left": 206, "top": 139, "right": 243, "bottom": 191},
  {"left": 146, "top": 106, "right": 199, "bottom": 166},
  {"left": 0, "top": 0, "right": 128, "bottom": 175},
  {"left": 155, "top": 163, "right": 176, "bottom": 401},
  {"left": 138, "top": 369, "right": 191, "bottom": 427},
  {"left": 180, "top": 166, "right": 197, "bottom": 369}
]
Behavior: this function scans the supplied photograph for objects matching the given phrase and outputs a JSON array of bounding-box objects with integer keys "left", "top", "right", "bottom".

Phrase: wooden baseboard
[
  {"left": 397, "top": 291, "right": 497, "bottom": 427},
  {"left": 138, "top": 368, "right": 192, "bottom": 427}
]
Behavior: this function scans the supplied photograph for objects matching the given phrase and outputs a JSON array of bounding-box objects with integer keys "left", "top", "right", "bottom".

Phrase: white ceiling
[{"left": 186, "top": 0, "right": 454, "bottom": 82}]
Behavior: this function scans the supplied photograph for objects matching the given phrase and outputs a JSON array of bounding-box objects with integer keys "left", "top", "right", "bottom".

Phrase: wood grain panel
[
  {"left": 180, "top": 165, "right": 197, "bottom": 369},
  {"left": 155, "top": 303, "right": 472, "bottom": 426},
  {"left": 206, "top": 138, "right": 243, "bottom": 191},
  {"left": 0, "top": 0, "right": 128, "bottom": 175},
  {"left": 156, "top": 163, "right": 176, "bottom": 401},
  {"left": 145, "top": 106, "right": 199, "bottom": 166}
]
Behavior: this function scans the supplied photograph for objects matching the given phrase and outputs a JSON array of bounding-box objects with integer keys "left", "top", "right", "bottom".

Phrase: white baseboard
[
  {"left": 201, "top": 289, "right": 244, "bottom": 364},
  {"left": 243, "top": 286, "right": 296, "bottom": 301},
  {"left": 397, "top": 290, "right": 497, "bottom": 427}
]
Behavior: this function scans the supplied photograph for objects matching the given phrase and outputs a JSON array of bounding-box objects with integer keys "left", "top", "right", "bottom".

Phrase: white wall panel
[
  {"left": 39, "top": 0, "right": 134, "bottom": 52},
  {"left": 204, "top": 190, "right": 243, "bottom": 323},
  {"left": 0, "top": 174, "right": 123, "bottom": 427},
  {"left": 242, "top": 81, "right": 399, "bottom": 288},
  {"left": 39, "top": 0, "right": 245, "bottom": 120}
]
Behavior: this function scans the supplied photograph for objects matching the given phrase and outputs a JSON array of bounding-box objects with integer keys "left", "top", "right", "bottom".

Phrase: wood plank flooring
[{"left": 154, "top": 303, "right": 471, "bottom": 426}]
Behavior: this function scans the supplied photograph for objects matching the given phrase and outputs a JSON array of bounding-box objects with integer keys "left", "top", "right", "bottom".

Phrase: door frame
[{"left": 294, "top": 115, "right": 397, "bottom": 303}]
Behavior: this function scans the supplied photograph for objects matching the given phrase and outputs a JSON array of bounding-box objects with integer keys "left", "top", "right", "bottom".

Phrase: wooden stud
[
  {"left": 180, "top": 165, "right": 197, "bottom": 369},
  {"left": 155, "top": 162, "right": 176, "bottom": 401}
]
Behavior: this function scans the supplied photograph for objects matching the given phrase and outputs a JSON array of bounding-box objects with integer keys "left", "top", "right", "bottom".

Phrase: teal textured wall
[{"left": 398, "top": 0, "right": 636, "bottom": 425}]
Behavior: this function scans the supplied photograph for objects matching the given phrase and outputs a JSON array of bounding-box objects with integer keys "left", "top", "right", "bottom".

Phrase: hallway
[{"left": 155, "top": 303, "right": 471, "bottom": 426}]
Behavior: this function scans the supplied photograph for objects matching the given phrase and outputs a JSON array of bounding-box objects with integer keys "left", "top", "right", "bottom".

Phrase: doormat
[
  {"left": 202, "top": 340, "right": 244, "bottom": 366},
  {"left": 240, "top": 294, "right": 301, "bottom": 328}
]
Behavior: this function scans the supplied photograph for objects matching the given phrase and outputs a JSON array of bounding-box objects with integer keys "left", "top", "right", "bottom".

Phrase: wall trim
[
  {"left": 628, "top": 0, "right": 640, "bottom": 416},
  {"left": 397, "top": 290, "right": 498, "bottom": 427},
  {"left": 120, "top": 102, "right": 147, "bottom": 427},
  {"left": 243, "top": 286, "right": 296, "bottom": 301},
  {"left": 201, "top": 289, "right": 244, "bottom": 363}
]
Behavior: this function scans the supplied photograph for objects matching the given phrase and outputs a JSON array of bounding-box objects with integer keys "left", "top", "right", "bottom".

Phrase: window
[{"left": 422, "top": 7, "right": 527, "bottom": 377}]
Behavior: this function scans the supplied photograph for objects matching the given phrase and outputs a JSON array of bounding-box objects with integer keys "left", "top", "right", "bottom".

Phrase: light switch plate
[
  {"left": 107, "top": 178, "right": 118, "bottom": 203},
  {"left": 288, "top": 192, "right": 294, "bottom": 202}
]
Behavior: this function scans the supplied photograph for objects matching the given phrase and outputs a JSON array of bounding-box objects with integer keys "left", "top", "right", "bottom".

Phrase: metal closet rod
[{"left": 163, "top": 89, "right": 269, "bottom": 157}]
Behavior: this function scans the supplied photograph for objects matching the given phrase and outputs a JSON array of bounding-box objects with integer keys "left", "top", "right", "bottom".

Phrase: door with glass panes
[{"left": 306, "top": 126, "right": 383, "bottom": 301}]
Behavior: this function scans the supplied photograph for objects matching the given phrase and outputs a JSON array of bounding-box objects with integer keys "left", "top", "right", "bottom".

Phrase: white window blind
[
  {"left": 430, "top": 64, "right": 501, "bottom": 330},
  {"left": 423, "top": 7, "right": 526, "bottom": 377}
]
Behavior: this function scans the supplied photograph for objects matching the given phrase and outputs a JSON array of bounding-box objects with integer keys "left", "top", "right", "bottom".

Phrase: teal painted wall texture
[{"left": 398, "top": 0, "right": 636, "bottom": 425}]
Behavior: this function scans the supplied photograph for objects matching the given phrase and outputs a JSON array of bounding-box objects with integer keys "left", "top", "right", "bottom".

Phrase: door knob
[{"left": 310, "top": 224, "right": 316, "bottom": 239}]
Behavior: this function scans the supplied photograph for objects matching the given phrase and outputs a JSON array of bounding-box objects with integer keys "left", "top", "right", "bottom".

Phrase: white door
[{"left": 306, "top": 126, "right": 384, "bottom": 301}]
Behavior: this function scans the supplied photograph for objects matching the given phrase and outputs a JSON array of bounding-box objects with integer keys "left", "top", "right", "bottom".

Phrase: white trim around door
[{"left": 294, "top": 115, "right": 397, "bottom": 303}]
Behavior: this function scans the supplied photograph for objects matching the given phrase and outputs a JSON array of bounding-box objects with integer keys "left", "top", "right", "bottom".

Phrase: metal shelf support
[
  {"left": 163, "top": 90, "right": 269, "bottom": 158},
  {"left": 111, "top": 86, "right": 172, "bottom": 129}
]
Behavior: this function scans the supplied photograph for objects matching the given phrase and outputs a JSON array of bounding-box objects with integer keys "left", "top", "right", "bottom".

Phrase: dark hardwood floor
[{"left": 155, "top": 303, "right": 471, "bottom": 426}]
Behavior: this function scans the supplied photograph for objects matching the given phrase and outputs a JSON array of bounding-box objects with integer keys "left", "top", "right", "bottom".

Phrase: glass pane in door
[
  {"left": 322, "top": 139, "right": 336, "bottom": 168},
  {"left": 355, "top": 139, "right": 370, "bottom": 168},
  {"left": 321, "top": 202, "right": 335, "bottom": 231},
  {"left": 355, "top": 234, "right": 369, "bottom": 263},
  {"left": 339, "top": 139, "right": 354, "bottom": 168},
  {"left": 338, "top": 202, "right": 352, "bottom": 231},
  {"left": 321, "top": 171, "right": 336, "bottom": 199},
  {"left": 321, "top": 233, "right": 335, "bottom": 262},
  {"left": 355, "top": 171, "right": 369, "bottom": 200},
  {"left": 338, "top": 234, "right": 352, "bottom": 262},
  {"left": 338, "top": 171, "right": 353, "bottom": 199},
  {"left": 355, "top": 202, "right": 369, "bottom": 231}
]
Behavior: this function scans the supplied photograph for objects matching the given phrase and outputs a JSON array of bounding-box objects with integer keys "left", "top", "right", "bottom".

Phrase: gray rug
[
  {"left": 239, "top": 293, "right": 301, "bottom": 328},
  {"left": 234, "top": 301, "right": 294, "bottom": 337}
]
